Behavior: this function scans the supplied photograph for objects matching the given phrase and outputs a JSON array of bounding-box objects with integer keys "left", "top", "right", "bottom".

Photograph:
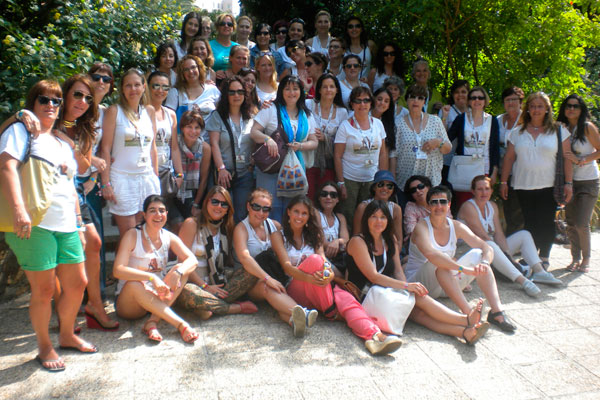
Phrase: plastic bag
[{"left": 276, "top": 150, "right": 308, "bottom": 198}]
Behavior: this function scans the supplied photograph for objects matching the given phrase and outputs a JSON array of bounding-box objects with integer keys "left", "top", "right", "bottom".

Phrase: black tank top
[{"left": 346, "top": 236, "right": 395, "bottom": 293}]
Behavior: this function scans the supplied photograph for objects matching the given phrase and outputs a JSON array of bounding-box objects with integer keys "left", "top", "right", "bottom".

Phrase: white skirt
[{"left": 109, "top": 169, "right": 160, "bottom": 216}]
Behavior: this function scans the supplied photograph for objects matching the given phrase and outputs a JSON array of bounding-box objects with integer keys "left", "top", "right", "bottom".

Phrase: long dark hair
[
  {"left": 238, "top": 68, "right": 260, "bottom": 114},
  {"left": 283, "top": 195, "right": 324, "bottom": 251},
  {"left": 557, "top": 94, "right": 590, "bottom": 144},
  {"left": 374, "top": 42, "right": 403, "bottom": 77},
  {"left": 180, "top": 12, "right": 201, "bottom": 45},
  {"left": 59, "top": 74, "right": 99, "bottom": 156},
  {"left": 217, "top": 76, "right": 252, "bottom": 121},
  {"left": 343, "top": 16, "right": 368, "bottom": 47},
  {"left": 373, "top": 87, "right": 395, "bottom": 147},
  {"left": 198, "top": 185, "right": 235, "bottom": 243},
  {"left": 314, "top": 73, "right": 345, "bottom": 109},
  {"left": 274, "top": 75, "right": 311, "bottom": 116},
  {"left": 360, "top": 200, "right": 395, "bottom": 256}
]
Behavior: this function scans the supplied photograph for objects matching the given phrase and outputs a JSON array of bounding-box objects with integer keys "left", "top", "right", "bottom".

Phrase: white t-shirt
[
  {"left": 508, "top": 126, "right": 570, "bottom": 190},
  {"left": 0, "top": 123, "right": 78, "bottom": 232},
  {"left": 334, "top": 117, "right": 386, "bottom": 182},
  {"left": 256, "top": 85, "right": 277, "bottom": 104},
  {"left": 339, "top": 79, "right": 370, "bottom": 108},
  {"left": 165, "top": 84, "right": 221, "bottom": 122}
]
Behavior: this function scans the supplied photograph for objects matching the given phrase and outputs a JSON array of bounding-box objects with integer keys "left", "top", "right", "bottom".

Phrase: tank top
[
  {"left": 116, "top": 227, "right": 171, "bottom": 295},
  {"left": 571, "top": 125, "right": 599, "bottom": 181},
  {"left": 362, "top": 198, "right": 395, "bottom": 218},
  {"left": 256, "top": 85, "right": 277, "bottom": 104},
  {"left": 156, "top": 106, "right": 173, "bottom": 170},
  {"left": 372, "top": 71, "right": 390, "bottom": 92},
  {"left": 111, "top": 105, "right": 154, "bottom": 174},
  {"left": 405, "top": 217, "right": 456, "bottom": 280},
  {"left": 310, "top": 35, "right": 331, "bottom": 55},
  {"left": 346, "top": 236, "right": 394, "bottom": 295},
  {"left": 240, "top": 217, "right": 276, "bottom": 257},
  {"left": 320, "top": 211, "right": 340, "bottom": 242},
  {"left": 465, "top": 199, "right": 495, "bottom": 236},
  {"left": 285, "top": 240, "right": 314, "bottom": 268},
  {"left": 345, "top": 45, "right": 372, "bottom": 79},
  {"left": 78, "top": 107, "right": 105, "bottom": 178}
]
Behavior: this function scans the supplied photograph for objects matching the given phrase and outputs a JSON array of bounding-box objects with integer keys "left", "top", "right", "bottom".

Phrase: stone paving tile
[
  {"left": 514, "top": 359, "right": 600, "bottom": 397},
  {"left": 374, "top": 370, "right": 468, "bottom": 399},
  {"left": 217, "top": 383, "right": 303, "bottom": 400},
  {"left": 537, "top": 328, "right": 600, "bottom": 356},
  {"left": 507, "top": 304, "right": 581, "bottom": 333},
  {"left": 553, "top": 304, "right": 600, "bottom": 328},
  {"left": 298, "top": 378, "right": 385, "bottom": 400},
  {"left": 480, "top": 331, "right": 563, "bottom": 365}
]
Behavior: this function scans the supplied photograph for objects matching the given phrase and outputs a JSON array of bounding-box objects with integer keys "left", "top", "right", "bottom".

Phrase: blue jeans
[
  {"left": 256, "top": 169, "right": 289, "bottom": 223},
  {"left": 230, "top": 171, "right": 255, "bottom": 223}
]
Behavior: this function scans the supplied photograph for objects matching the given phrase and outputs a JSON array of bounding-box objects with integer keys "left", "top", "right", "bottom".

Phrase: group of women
[{"left": 0, "top": 9, "right": 598, "bottom": 372}]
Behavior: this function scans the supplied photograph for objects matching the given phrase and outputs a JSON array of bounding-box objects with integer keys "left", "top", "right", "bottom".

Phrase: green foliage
[{"left": 0, "top": 0, "right": 195, "bottom": 118}]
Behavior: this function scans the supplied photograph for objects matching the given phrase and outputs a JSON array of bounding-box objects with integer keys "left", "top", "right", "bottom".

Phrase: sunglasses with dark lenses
[
  {"left": 219, "top": 21, "right": 234, "bottom": 27},
  {"left": 565, "top": 103, "right": 581, "bottom": 110},
  {"left": 250, "top": 203, "right": 272, "bottom": 213},
  {"left": 382, "top": 51, "right": 396, "bottom": 57},
  {"left": 90, "top": 73, "right": 113, "bottom": 83},
  {"left": 257, "top": 31, "right": 271, "bottom": 36},
  {"left": 408, "top": 94, "right": 426, "bottom": 101},
  {"left": 151, "top": 83, "right": 171, "bottom": 91},
  {"left": 376, "top": 182, "right": 395, "bottom": 190},
  {"left": 352, "top": 98, "right": 371, "bottom": 104},
  {"left": 210, "top": 198, "right": 230, "bottom": 209},
  {"left": 73, "top": 91, "right": 94, "bottom": 104},
  {"left": 347, "top": 23, "right": 362, "bottom": 29},
  {"left": 276, "top": 29, "right": 288, "bottom": 35},
  {"left": 429, "top": 198, "right": 449, "bottom": 206},
  {"left": 319, "top": 190, "right": 338, "bottom": 199},
  {"left": 469, "top": 95, "right": 486, "bottom": 101},
  {"left": 228, "top": 89, "right": 246, "bottom": 96},
  {"left": 304, "top": 61, "right": 313, "bottom": 67},
  {"left": 37, "top": 95, "right": 63, "bottom": 107},
  {"left": 409, "top": 183, "right": 426, "bottom": 194},
  {"left": 344, "top": 63, "right": 361, "bottom": 70}
]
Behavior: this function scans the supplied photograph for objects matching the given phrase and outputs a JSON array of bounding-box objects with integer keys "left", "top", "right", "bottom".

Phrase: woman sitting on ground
[
  {"left": 176, "top": 186, "right": 259, "bottom": 318},
  {"left": 346, "top": 200, "right": 489, "bottom": 345},
  {"left": 113, "top": 195, "right": 199, "bottom": 343},
  {"left": 271, "top": 196, "right": 403, "bottom": 355},
  {"left": 313, "top": 181, "right": 349, "bottom": 272}
]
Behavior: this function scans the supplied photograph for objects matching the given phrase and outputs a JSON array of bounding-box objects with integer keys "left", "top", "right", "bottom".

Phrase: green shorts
[{"left": 5, "top": 227, "right": 85, "bottom": 271}]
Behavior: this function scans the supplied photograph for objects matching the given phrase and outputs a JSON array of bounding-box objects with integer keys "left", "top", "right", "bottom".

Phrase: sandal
[
  {"left": 487, "top": 310, "right": 516, "bottom": 333},
  {"left": 577, "top": 263, "right": 590, "bottom": 273},
  {"left": 566, "top": 261, "right": 579, "bottom": 272},
  {"left": 467, "top": 298, "right": 485, "bottom": 326},
  {"left": 35, "top": 355, "right": 65, "bottom": 372},
  {"left": 142, "top": 320, "right": 162, "bottom": 342},
  {"left": 462, "top": 322, "right": 490, "bottom": 346},
  {"left": 178, "top": 322, "right": 199, "bottom": 344},
  {"left": 541, "top": 261, "right": 550, "bottom": 271}
]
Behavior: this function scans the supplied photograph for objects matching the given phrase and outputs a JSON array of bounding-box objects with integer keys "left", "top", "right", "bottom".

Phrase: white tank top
[
  {"left": 345, "top": 46, "right": 372, "bottom": 79},
  {"left": 256, "top": 85, "right": 277, "bottom": 104},
  {"left": 571, "top": 126, "right": 599, "bottom": 181},
  {"left": 405, "top": 217, "right": 456, "bottom": 280},
  {"left": 111, "top": 105, "right": 154, "bottom": 174},
  {"left": 241, "top": 217, "right": 276, "bottom": 257},
  {"left": 156, "top": 106, "right": 173, "bottom": 170},
  {"left": 285, "top": 241, "right": 314, "bottom": 267},
  {"left": 320, "top": 211, "right": 340, "bottom": 242},
  {"left": 362, "top": 198, "right": 395, "bottom": 217},
  {"left": 310, "top": 35, "right": 331, "bottom": 55},
  {"left": 372, "top": 71, "right": 390, "bottom": 92},
  {"left": 116, "top": 228, "right": 171, "bottom": 294},
  {"left": 466, "top": 199, "right": 495, "bottom": 236}
]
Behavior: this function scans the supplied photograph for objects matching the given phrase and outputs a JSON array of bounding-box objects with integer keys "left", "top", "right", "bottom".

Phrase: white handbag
[
  {"left": 362, "top": 285, "right": 416, "bottom": 336},
  {"left": 447, "top": 155, "right": 485, "bottom": 191}
]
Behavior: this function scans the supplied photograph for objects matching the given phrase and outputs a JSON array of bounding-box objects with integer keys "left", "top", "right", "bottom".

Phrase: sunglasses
[
  {"left": 219, "top": 21, "right": 234, "bottom": 27},
  {"left": 376, "top": 182, "right": 395, "bottom": 190},
  {"left": 37, "top": 95, "right": 63, "bottom": 107},
  {"left": 257, "top": 31, "right": 271, "bottom": 36},
  {"left": 344, "top": 63, "right": 361, "bottom": 70},
  {"left": 565, "top": 103, "right": 581, "bottom": 110},
  {"left": 228, "top": 89, "right": 246, "bottom": 96},
  {"left": 151, "top": 83, "right": 171, "bottom": 91},
  {"left": 347, "top": 23, "right": 362, "bottom": 29},
  {"left": 276, "top": 29, "right": 288, "bottom": 35},
  {"left": 408, "top": 94, "right": 426, "bottom": 101},
  {"left": 72, "top": 90, "right": 94, "bottom": 104},
  {"left": 210, "top": 198, "right": 230, "bottom": 209},
  {"left": 250, "top": 203, "right": 272, "bottom": 213},
  {"left": 409, "top": 183, "right": 426, "bottom": 194},
  {"left": 304, "top": 61, "right": 314, "bottom": 67},
  {"left": 429, "top": 198, "right": 449, "bottom": 206},
  {"left": 469, "top": 95, "right": 486, "bottom": 101},
  {"left": 90, "top": 73, "right": 113, "bottom": 83},
  {"left": 352, "top": 98, "right": 371, "bottom": 104},
  {"left": 382, "top": 51, "right": 396, "bottom": 57},
  {"left": 319, "top": 190, "right": 338, "bottom": 199}
]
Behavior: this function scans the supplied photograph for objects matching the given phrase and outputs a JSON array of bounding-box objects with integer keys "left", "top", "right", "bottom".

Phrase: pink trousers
[{"left": 287, "top": 254, "right": 379, "bottom": 340}]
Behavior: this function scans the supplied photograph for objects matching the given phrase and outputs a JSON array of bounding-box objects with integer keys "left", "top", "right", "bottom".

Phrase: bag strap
[
  {"left": 219, "top": 111, "right": 237, "bottom": 175},
  {"left": 556, "top": 126, "right": 563, "bottom": 173},
  {"left": 275, "top": 104, "right": 289, "bottom": 144}
]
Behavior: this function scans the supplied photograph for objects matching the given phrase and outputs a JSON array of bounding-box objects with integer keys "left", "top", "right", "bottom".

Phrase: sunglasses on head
[
  {"left": 37, "top": 95, "right": 62, "bottom": 107},
  {"left": 90, "top": 73, "right": 112, "bottom": 83},
  {"left": 376, "top": 182, "right": 395, "bottom": 190},
  {"left": 228, "top": 89, "right": 246, "bottom": 96},
  {"left": 72, "top": 90, "right": 94, "bottom": 104},
  {"left": 347, "top": 23, "right": 362, "bottom": 29},
  {"left": 565, "top": 103, "right": 581, "bottom": 110},
  {"left": 409, "top": 183, "right": 426, "bottom": 194},
  {"left": 319, "top": 190, "right": 338, "bottom": 199},
  {"left": 382, "top": 51, "right": 395, "bottom": 57},
  {"left": 352, "top": 98, "right": 371, "bottom": 104},
  {"left": 219, "top": 21, "right": 234, "bottom": 27},
  {"left": 344, "top": 63, "right": 361, "bottom": 70},
  {"left": 429, "top": 198, "right": 449, "bottom": 206},
  {"left": 151, "top": 83, "right": 171, "bottom": 91},
  {"left": 469, "top": 95, "right": 485, "bottom": 101},
  {"left": 210, "top": 198, "right": 230, "bottom": 209},
  {"left": 408, "top": 94, "right": 426, "bottom": 101},
  {"left": 277, "top": 29, "right": 288, "bottom": 35},
  {"left": 250, "top": 203, "right": 272, "bottom": 213}
]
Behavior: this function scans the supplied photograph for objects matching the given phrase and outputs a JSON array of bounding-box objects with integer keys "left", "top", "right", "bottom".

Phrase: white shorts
[
  {"left": 109, "top": 170, "right": 160, "bottom": 216},
  {"left": 409, "top": 249, "right": 482, "bottom": 299}
]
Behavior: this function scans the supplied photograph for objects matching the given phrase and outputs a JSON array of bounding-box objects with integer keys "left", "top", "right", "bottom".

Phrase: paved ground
[{"left": 1, "top": 235, "right": 600, "bottom": 400}]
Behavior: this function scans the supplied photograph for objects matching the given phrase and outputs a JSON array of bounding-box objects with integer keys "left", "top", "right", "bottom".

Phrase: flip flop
[
  {"left": 463, "top": 322, "right": 490, "bottom": 346},
  {"left": 59, "top": 341, "right": 98, "bottom": 353},
  {"left": 35, "top": 355, "right": 65, "bottom": 372}
]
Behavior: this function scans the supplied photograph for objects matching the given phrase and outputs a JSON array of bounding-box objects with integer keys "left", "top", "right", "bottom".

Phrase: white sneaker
[
  {"left": 521, "top": 279, "right": 541, "bottom": 297},
  {"left": 365, "top": 334, "right": 403, "bottom": 356},
  {"left": 290, "top": 305, "right": 306, "bottom": 338},
  {"left": 305, "top": 308, "right": 318, "bottom": 328},
  {"left": 531, "top": 271, "right": 562, "bottom": 286}
]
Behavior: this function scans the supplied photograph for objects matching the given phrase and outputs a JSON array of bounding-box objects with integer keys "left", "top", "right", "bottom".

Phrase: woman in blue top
[{"left": 211, "top": 13, "right": 238, "bottom": 74}]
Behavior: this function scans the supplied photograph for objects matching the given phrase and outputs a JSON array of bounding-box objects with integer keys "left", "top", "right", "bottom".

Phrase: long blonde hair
[
  {"left": 255, "top": 54, "right": 278, "bottom": 91},
  {"left": 118, "top": 69, "right": 148, "bottom": 126}
]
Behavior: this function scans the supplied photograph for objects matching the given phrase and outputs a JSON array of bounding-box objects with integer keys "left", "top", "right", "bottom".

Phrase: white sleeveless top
[
  {"left": 466, "top": 199, "right": 495, "bottom": 236},
  {"left": 345, "top": 46, "right": 372, "bottom": 79},
  {"left": 241, "top": 217, "right": 277, "bottom": 257},
  {"left": 362, "top": 198, "right": 395, "bottom": 218},
  {"left": 571, "top": 126, "right": 599, "bottom": 181},
  {"left": 310, "top": 35, "right": 331, "bottom": 55},
  {"left": 256, "top": 85, "right": 277, "bottom": 104},
  {"left": 116, "top": 228, "right": 171, "bottom": 295},
  {"left": 285, "top": 241, "right": 314, "bottom": 267},
  {"left": 320, "top": 211, "right": 340, "bottom": 242},
  {"left": 372, "top": 71, "right": 390, "bottom": 92},
  {"left": 156, "top": 106, "right": 173, "bottom": 170},
  {"left": 405, "top": 217, "right": 456, "bottom": 280},
  {"left": 111, "top": 105, "right": 154, "bottom": 174}
]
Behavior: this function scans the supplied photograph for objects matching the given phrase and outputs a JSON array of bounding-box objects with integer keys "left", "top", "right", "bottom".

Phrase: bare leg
[
  {"left": 414, "top": 295, "right": 469, "bottom": 326},
  {"left": 435, "top": 268, "right": 471, "bottom": 314},
  {"left": 248, "top": 280, "right": 297, "bottom": 323},
  {"left": 474, "top": 270, "right": 503, "bottom": 314},
  {"left": 410, "top": 307, "right": 466, "bottom": 338}
]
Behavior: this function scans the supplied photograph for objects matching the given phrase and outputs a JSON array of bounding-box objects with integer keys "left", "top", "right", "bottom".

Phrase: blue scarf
[{"left": 280, "top": 106, "right": 308, "bottom": 170}]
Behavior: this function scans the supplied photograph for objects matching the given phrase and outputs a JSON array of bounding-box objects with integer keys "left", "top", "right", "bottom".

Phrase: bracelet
[
  {"left": 264, "top": 136, "right": 271, "bottom": 144},
  {"left": 264, "top": 275, "right": 270, "bottom": 282},
  {"left": 337, "top": 181, "right": 345, "bottom": 186},
  {"left": 173, "top": 269, "right": 183, "bottom": 277},
  {"left": 148, "top": 275, "right": 154, "bottom": 282},
  {"left": 192, "top": 203, "right": 200, "bottom": 209},
  {"left": 100, "top": 182, "right": 112, "bottom": 189},
  {"left": 457, "top": 266, "right": 463, "bottom": 275},
  {"left": 404, "top": 282, "right": 409, "bottom": 290},
  {"left": 565, "top": 182, "right": 573, "bottom": 185},
  {"left": 175, "top": 173, "right": 183, "bottom": 178},
  {"left": 500, "top": 182, "right": 507, "bottom": 185},
  {"left": 218, "top": 164, "right": 226, "bottom": 171},
  {"left": 438, "top": 140, "right": 444, "bottom": 150},
  {"left": 89, "top": 176, "right": 97, "bottom": 183},
  {"left": 481, "top": 260, "right": 490, "bottom": 266},
  {"left": 201, "top": 282, "right": 207, "bottom": 289}
]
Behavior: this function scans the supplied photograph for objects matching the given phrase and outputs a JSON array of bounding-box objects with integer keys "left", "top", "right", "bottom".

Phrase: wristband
[
  {"left": 101, "top": 182, "right": 112, "bottom": 189},
  {"left": 438, "top": 140, "right": 444, "bottom": 149},
  {"left": 481, "top": 260, "right": 490, "bottom": 266},
  {"left": 404, "top": 282, "right": 409, "bottom": 290},
  {"left": 201, "top": 282, "right": 207, "bottom": 289},
  {"left": 173, "top": 269, "right": 183, "bottom": 277},
  {"left": 264, "top": 275, "right": 270, "bottom": 282},
  {"left": 565, "top": 182, "right": 573, "bottom": 185},
  {"left": 89, "top": 176, "right": 97, "bottom": 183},
  {"left": 148, "top": 275, "right": 154, "bottom": 282},
  {"left": 175, "top": 173, "right": 183, "bottom": 178},
  {"left": 337, "top": 181, "right": 345, "bottom": 186},
  {"left": 192, "top": 203, "right": 200, "bottom": 209},
  {"left": 264, "top": 136, "right": 271, "bottom": 144},
  {"left": 500, "top": 182, "right": 507, "bottom": 185},
  {"left": 218, "top": 164, "right": 226, "bottom": 171},
  {"left": 457, "top": 266, "right": 463, "bottom": 275}
]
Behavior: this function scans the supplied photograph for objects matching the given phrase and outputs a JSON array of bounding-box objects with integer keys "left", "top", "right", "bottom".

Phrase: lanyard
[
  {"left": 228, "top": 115, "right": 246, "bottom": 151},
  {"left": 315, "top": 103, "right": 334, "bottom": 133},
  {"left": 143, "top": 225, "right": 167, "bottom": 273},
  {"left": 406, "top": 112, "right": 425, "bottom": 148},
  {"left": 502, "top": 110, "right": 521, "bottom": 146},
  {"left": 352, "top": 116, "right": 374, "bottom": 151}
]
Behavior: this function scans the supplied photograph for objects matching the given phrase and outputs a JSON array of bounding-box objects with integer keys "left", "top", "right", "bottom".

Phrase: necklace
[{"left": 63, "top": 120, "right": 77, "bottom": 128}]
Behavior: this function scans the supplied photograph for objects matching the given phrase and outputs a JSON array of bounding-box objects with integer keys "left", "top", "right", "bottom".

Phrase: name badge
[
  {"left": 236, "top": 154, "right": 246, "bottom": 163},
  {"left": 416, "top": 150, "right": 428, "bottom": 160},
  {"left": 137, "top": 155, "right": 149, "bottom": 167}
]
